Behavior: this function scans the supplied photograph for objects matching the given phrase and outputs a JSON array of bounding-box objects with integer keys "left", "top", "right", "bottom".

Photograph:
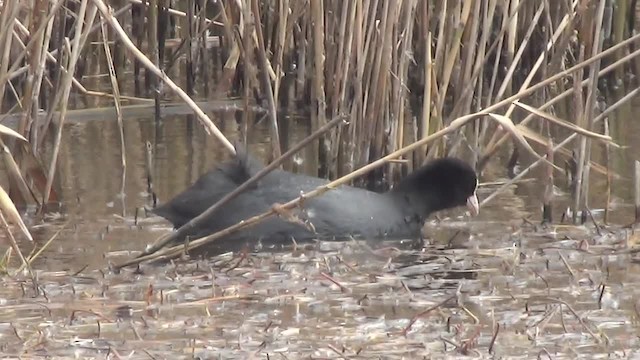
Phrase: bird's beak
[{"left": 466, "top": 193, "right": 480, "bottom": 216}]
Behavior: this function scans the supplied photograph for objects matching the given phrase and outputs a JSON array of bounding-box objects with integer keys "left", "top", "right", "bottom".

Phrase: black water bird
[{"left": 153, "top": 147, "right": 479, "bottom": 251}]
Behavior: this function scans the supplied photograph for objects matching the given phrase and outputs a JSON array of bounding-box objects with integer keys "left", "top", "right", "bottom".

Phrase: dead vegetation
[{"left": 0, "top": 1, "right": 639, "bottom": 355}]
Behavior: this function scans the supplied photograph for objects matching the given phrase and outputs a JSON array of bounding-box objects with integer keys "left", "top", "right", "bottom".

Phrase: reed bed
[{"left": 0, "top": 0, "right": 639, "bottom": 264}]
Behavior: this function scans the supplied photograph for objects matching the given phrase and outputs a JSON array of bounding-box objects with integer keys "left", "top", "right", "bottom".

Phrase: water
[{"left": 2, "top": 100, "right": 640, "bottom": 358}]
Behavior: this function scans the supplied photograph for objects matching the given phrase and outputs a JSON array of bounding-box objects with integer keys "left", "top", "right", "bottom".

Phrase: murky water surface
[{"left": 1, "top": 102, "right": 640, "bottom": 358}]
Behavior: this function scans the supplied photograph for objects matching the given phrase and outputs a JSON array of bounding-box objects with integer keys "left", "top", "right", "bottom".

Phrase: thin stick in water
[{"left": 635, "top": 160, "right": 640, "bottom": 224}]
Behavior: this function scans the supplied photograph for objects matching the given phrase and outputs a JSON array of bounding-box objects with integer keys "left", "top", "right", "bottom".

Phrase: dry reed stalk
[
  {"left": 635, "top": 161, "right": 640, "bottom": 224},
  {"left": 186, "top": 0, "right": 195, "bottom": 95},
  {"left": 44, "top": 0, "right": 96, "bottom": 204},
  {"left": 480, "top": 86, "right": 636, "bottom": 209},
  {"left": 504, "top": 0, "right": 519, "bottom": 97},
  {"left": 132, "top": 1, "right": 143, "bottom": 95},
  {"left": 240, "top": 0, "right": 254, "bottom": 140},
  {"left": 433, "top": 0, "right": 447, "bottom": 81},
  {"left": 309, "top": 0, "right": 326, "bottom": 176},
  {"left": 0, "top": 0, "right": 20, "bottom": 107},
  {"left": 448, "top": 0, "right": 481, "bottom": 158},
  {"left": 0, "top": 152, "right": 32, "bottom": 243},
  {"left": 571, "top": 52, "right": 584, "bottom": 224},
  {"left": 93, "top": 0, "right": 235, "bottom": 153},
  {"left": 1, "top": 143, "right": 38, "bottom": 205},
  {"left": 415, "top": 1, "right": 430, "bottom": 167},
  {"left": 0, "top": 168, "right": 33, "bottom": 275},
  {"left": 3, "top": 2, "right": 128, "bottom": 92},
  {"left": 482, "top": 1, "right": 577, "bottom": 151},
  {"left": 0, "top": 210, "right": 32, "bottom": 281},
  {"left": 4, "top": 2, "right": 90, "bottom": 205},
  {"left": 480, "top": 43, "right": 640, "bottom": 175},
  {"left": 198, "top": 0, "right": 210, "bottom": 97},
  {"left": 271, "top": 0, "right": 289, "bottom": 104},
  {"left": 436, "top": 0, "right": 472, "bottom": 117},
  {"left": 252, "top": 0, "right": 281, "bottom": 160},
  {"left": 478, "top": 28, "right": 640, "bottom": 171},
  {"left": 347, "top": 0, "right": 367, "bottom": 172},
  {"left": 333, "top": 1, "right": 352, "bottom": 115},
  {"left": 577, "top": 0, "right": 607, "bottom": 220},
  {"left": 0, "top": 5, "right": 49, "bottom": 200},
  {"left": 495, "top": 2, "right": 544, "bottom": 102},
  {"left": 100, "top": 14, "right": 127, "bottom": 217},
  {"left": 370, "top": 0, "right": 395, "bottom": 168},
  {"left": 19, "top": 0, "right": 54, "bottom": 140},
  {"left": 145, "top": 141, "right": 154, "bottom": 200},
  {"left": 213, "top": 0, "right": 241, "bottom": 97},
  {"left": 604, "top": 118, "right": 611, "bottom": 224},
  {"left": 332, "top": 1, "right": 356, "bottom": 177},
  {"left": 455, "top": 0, "right": 480, "bottom": 116},
  {"left": 419, "top": 31, "right": 432, "bottom": 167},
  {"left": 542, "top": 139, "right": 554, "bottom": 223},
  {"left": 146, "top": 0, "right": 159, "bottom": 98},
  {"left": 485, "top": 25, "right": 503, "bottom": 107},
  {"left": 391, "top": 0, "right": 417, "bottom": 182},
  {"left": 471, "top": 0, "right": 498, "bottom": 161},
  {"left": 356, "top": 0, "right": 378, "bottom": 168}
]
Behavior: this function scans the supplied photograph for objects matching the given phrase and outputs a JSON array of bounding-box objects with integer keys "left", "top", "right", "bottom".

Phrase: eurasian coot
[{"left": 153, "top": 146, "right": 479, "bottom": 249}]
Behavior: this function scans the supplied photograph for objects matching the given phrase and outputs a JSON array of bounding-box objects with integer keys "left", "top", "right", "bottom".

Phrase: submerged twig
[{"left": 402, "top": 295, "right": 456, "bottom": 336}]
